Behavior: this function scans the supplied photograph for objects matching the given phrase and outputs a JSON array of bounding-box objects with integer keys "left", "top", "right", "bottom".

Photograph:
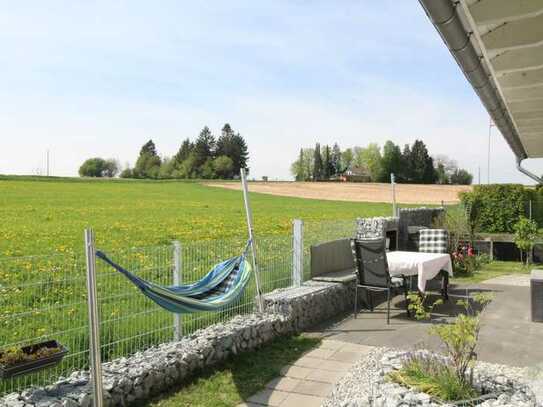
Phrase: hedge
[{"left": 459, "top": 184, "right": 536, "bottom": 234}]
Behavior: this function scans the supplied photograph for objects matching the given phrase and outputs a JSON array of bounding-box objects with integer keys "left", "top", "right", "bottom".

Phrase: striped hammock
[{"left": 95, "top": 242, "right": 252, "bottom": 314}]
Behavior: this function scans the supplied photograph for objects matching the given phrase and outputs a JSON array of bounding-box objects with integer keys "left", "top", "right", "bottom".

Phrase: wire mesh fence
[
  {"left": 0, "top": 230, "right": 298, "bottom": 396},
  {"left": 0, "top": 218, "right": 362, "bottom": 396},
  {"left": 0, "top": 253, "right": 89, "bottom": 395}
]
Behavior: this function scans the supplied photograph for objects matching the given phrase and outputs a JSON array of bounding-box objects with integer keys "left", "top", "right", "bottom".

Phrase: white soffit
[{"left": 464, "top": 0, "right": 543, "bottom": 157}]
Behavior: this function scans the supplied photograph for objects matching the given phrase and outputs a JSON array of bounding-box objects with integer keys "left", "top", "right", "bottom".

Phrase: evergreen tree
[
  {"left": 331, "top": 143, "right": 342, "bottom": 176},
  {"left": 216, "top": 124, "right": 235, "bottom": 157},
  {"left": 216, "top": 124, "right": 249, "bottom": 177},
  {"left": 313, "top": 143, "right": 323, "bottom": 181},
  {"left": 134, "top": 139, "right": 161, "bottom": 178},
  {"left": 323, "top": 145, "right": 331, "bottom": 179},
  {"left": 139, "top": 140, "right": 158, "bottom": 157},
  {"left": 231, "top": 133, "right": 249, "bottom": 174},
  {"left": 409, "top": 140, "right": 436, "bottom": 184},
  {"left": 400, "top": 144, "right": 412, "bottom": 182},
  {"left": 193, "top": 126, "right": 216, "bottom": 171},
  {"left": 378, "top": 140, "right": 402, "bottom": 182},
  {"left": 173, "top": 138, "right": 194, "bottom": 166}
]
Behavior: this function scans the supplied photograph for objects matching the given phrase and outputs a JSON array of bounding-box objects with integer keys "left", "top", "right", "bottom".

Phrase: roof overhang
[{"left": 419, "top": 0, "right": 543, "bottom": 169}]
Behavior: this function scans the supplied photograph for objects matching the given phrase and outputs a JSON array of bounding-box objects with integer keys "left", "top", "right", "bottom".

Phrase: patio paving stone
[
  {"left": 280, "top": 393, "right": 324, "bottom": 407},
  {"left": 246, "top": 389, "right": 289, "bottom": 406},
  {"left": 304, "top": 369, "right": 345, "bottom": 384},
  {"left": 292, "top": 380, "right": 333, "bottom": 397},
  {"left": 265, "top": 377, "right": 302, "bottom": 392},
  {"left": 279, "top": 365, "right": 313, "bottom": 379}
]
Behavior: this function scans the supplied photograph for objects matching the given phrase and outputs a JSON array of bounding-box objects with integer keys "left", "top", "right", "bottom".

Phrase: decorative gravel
[{"left": 323, "top": 347, "right": 540, "bottom": 407}]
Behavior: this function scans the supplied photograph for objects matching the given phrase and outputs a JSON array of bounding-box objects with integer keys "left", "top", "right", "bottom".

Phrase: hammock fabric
[{"left": 95, "top": 241, "right": 253, "bottom": 314}]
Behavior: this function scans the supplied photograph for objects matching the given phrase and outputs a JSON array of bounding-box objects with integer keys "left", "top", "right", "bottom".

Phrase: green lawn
[
  {"left": 0, "top": 176, "right": 393, "bottom": 257},
  {"left": 0, "top": 176, "right": 388, "bottom": 396},
  {"left": 146, "top": 335, "right": 320, "bottom": 407},
  {"left": 451, "top": 260, "right": 541, "bottom": 285}
]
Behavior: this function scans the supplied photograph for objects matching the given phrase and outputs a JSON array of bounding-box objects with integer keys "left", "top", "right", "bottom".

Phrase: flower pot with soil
[{"left": 0, "top": 340, "right": 68, "bottom": 378}]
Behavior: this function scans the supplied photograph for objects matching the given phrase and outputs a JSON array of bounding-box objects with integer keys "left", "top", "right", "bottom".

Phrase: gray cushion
[
  {"left": 312, "top": 269, "right": 357, "bottom": 283},
  {"left": 310, "top": 239, "right": 356, "bottom": 279}
]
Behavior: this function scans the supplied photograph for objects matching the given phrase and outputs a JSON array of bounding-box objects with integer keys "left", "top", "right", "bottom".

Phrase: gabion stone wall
[
  {"left": 398, "top": 207, "right": 444, "bottom": 250},
  {"left": 263, "top": 280, "right": 362, "bottom": 331},
  {"left": 355, "top": 217, "right": 399, "bottom": 240},
  {"left": 0, "top": 313, "right": 293, "bottom": 407},
  {"left": 0, "top": 280, "right": 360, "bottom": 407}
]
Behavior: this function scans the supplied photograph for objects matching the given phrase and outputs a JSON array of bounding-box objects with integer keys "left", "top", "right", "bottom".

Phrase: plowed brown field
[{"left": 206, "top": 181, "right": 471, "bottom": 204}]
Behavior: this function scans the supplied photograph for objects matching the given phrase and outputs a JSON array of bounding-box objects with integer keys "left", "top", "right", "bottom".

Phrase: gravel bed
[{"left": 323, "top": 347, "right": 540, "bottom": 407}]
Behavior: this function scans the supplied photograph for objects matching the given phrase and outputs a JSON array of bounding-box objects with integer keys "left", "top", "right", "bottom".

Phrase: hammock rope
[{"left": 95, "top": 240, "right": 253, "bottom": 314}]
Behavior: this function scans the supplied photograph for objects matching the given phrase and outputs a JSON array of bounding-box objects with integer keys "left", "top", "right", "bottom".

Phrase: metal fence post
[
  {"left": 84, "top": 229, "right": 104, "bottom": 407},
  {"left": 391, "top": 173, "right": 397, "bottom": 217},
  {"left": 489, "top": 238, "right": 494, "bottom": 261},
  {"left": 241, "top": 168, "right": 264, "bottom": 312},
  {"left": 173, "top": 241, "right": 182, "bottom": 341},
  {"left": 292, "top": 219, "right": 304, "bottom": 287}
]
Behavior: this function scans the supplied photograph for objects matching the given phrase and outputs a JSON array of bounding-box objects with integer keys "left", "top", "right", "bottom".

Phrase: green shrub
[
  {"left": 513, "top": 217, "right": 538, "bottom": 265},
  {"left": 391, "top": 293, "right": 493, "bottom": 402},
  {"left": 429, "top": 293, "right": 493, "bottom": 385},
  {"left": 460, "top": 184, "right": 531, "bottom": 233},
  {"left": 432, "top": 206, "right": 471, "bottom": 251},
  {"left": 407, "top": 292, "right": 443, "bottom": 320},
  {"left": 388, "top": 353, "right": 479, "bottom": 401}
]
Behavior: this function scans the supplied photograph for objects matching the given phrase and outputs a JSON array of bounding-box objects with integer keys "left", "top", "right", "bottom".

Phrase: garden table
[{"left": 386, "top": 251, "right": 453, "bottom": 294}]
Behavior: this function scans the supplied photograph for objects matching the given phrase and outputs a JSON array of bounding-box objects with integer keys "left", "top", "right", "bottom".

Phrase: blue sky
[{"left": 1, "top": 1, "right": 541, "bottom": 183}]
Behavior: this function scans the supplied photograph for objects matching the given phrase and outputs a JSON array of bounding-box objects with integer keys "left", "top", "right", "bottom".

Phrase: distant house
[{"left": 338, "top": 165, "right": 371, "bottom": 182}]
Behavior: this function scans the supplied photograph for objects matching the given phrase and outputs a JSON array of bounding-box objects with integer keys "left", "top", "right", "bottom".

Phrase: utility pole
[
  {"left": 478, "top": 166, "right": 481, "bottom": 185},
  {"left": 46, "top": 150, "right": 50, "bottom": 177},
  {"left": 488, "top": 118, "right": 495, "bottom": 184}
]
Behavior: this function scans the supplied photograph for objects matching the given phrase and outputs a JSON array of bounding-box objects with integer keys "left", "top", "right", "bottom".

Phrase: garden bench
[{"left": 310, "top": 238, "right": 356, "bottom": 284}]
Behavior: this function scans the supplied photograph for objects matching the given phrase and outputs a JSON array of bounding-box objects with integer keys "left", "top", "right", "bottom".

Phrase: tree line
[
  {"left": 291, "top": 139, "right": 473, "bottom": 185},
  {"left": 79, "top": 124, "right": 249, "bottom": 179}
]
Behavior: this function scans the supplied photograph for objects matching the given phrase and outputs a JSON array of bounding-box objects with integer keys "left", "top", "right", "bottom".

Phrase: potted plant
[{"left": 0, "top": 340, "right": 68, "bottom": 378}]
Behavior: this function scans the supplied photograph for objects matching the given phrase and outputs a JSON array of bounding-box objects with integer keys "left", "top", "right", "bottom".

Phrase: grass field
[
  {"left": 0, "top": 176, "right": 390, "bottom": 396},
  {"left": 0, "top": 176, "right": 394, "bottom": 257}
]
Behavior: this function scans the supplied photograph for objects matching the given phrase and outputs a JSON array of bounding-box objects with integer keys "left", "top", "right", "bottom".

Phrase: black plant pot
[{"left": 0, "top": 340, "right": 68, "bottom": 379}]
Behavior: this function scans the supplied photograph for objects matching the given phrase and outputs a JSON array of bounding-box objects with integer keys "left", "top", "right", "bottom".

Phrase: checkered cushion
[{"left": 419, "top": 229, "right": 449, "bottom": 253}]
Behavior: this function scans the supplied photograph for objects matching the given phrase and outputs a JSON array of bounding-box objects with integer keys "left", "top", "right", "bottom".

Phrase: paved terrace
[{"left": 240, "top": 277, "right": 543, "bottom": 406}]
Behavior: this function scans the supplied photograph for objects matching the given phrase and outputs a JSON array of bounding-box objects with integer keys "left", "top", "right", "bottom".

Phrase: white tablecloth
[{"left": 386, "top": 251, "right": 453, "bottom": 292}]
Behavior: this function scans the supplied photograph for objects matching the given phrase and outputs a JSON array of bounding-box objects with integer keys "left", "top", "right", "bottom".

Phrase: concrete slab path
[{"left": 237, "top": 340, "right": 372, "bottom": 407}]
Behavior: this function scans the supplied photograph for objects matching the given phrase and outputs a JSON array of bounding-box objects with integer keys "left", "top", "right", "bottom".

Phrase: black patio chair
[{"left": 350, "top": 238, "right": 410, "bottom": 324}]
